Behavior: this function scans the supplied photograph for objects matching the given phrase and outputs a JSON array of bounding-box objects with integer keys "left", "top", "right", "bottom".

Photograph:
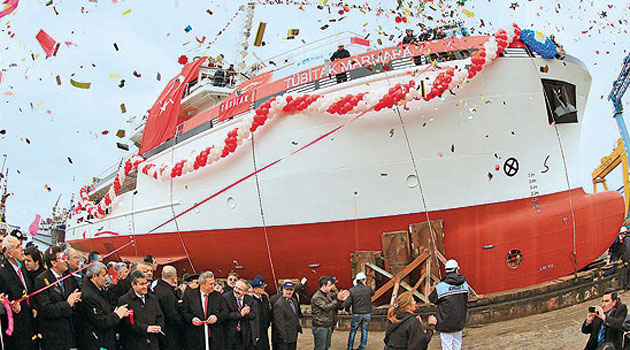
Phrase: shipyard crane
[{"left": 593, "top": 52, "right": 630, "bottom": 219}]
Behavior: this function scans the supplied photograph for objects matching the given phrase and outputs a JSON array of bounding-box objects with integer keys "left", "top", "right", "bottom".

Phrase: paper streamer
[
  {"left": 70, "top": 79, "right": 91, "bottom": 89},
  {"left": 0, "top": 0, "right": 19, "bottom": 19}
]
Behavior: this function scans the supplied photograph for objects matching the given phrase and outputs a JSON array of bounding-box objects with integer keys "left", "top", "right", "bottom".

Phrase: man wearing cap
[
  {"left": 620, "top": 227, "right": 630, "bottom": 289},
  {"left": 272, "top": 281, "right": 302, "bottom": 350},
  {"left": 428, "top": 259, "right": 469, "bottom": 350},
  {"left": 344, "top": 272, "right": 374, "bottom": 350},
  {"left": 330, "top": 44, "right": 350, "bottom": 83},
  {"left": 311, "top": 277, "right": 349, "bottom": 350},
  {"left": 251, "top": 278, "right": 271, "bottom": 350},
  {"left": 402, "top": 29, "right": 418, "bottom": 45},
  {"left": 0, "top": 235, "right": 38, "bottom": 350}
]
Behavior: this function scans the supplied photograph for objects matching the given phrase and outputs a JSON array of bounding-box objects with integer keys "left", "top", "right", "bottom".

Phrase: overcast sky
[{"left": 1, "top": 0, "right": 628, "bottom": 231}]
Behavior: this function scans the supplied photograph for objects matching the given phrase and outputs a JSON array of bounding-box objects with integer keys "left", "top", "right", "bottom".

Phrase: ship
[{"left": 65, "top": 22, "right": 624, "bottom": 296}]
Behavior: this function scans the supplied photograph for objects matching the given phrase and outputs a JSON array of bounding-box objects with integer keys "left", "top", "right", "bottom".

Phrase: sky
[{"left": 0, "top": 0, "right": 629, "bottom": 231}]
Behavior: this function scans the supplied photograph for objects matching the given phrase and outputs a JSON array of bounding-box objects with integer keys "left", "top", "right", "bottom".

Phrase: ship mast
[{"left": 0, "top": 154, "right": 9, "bottom": 224}]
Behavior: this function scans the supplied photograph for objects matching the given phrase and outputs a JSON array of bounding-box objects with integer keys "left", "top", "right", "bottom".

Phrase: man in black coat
[
  {"left": 330, "top": 44, "right": 351, "bottom": 83},
  {"left": 272, "top": 281, "right": 302, "bottom": 350},
  {"left": 582, "top": 288, "right": 627, "bottom": 350},
  {"left": 78, "top": 261, "right": 130, "bottom": 350},
  {"left": 0, "top": 236, "right": 38, "bottom": 350},
  {"left": 224, "top": 279, "right": 256, "bottom": 350},
  {"left": 181, "top": 271, "right": 228, "bottom": 350},
  {"left": 118, "top": 270, "right": 164, "bottom": 350},
  {"left": 154, "top": 265, "right": 184, "bottom": 350},
  {"left": 33, "top": 244, "right": 82, "bottom": 350},
  {"left": 251, "top": 279, "right": 271, "bottom": 350}
]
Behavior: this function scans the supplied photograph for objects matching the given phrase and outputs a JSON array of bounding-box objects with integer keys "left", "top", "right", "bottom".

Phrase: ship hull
[
  {"left": 67, "top": 44, "right": 625, "bottom": 295},
  {"left": 68, "top": 188, "right": 623, "bottom": 294}
]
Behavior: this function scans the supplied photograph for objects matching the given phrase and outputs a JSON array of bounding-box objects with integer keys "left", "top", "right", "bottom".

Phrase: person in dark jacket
[
  {"left": 0, "top": 236, "right": 39, "bottom": 350},
  {"left": 33, "top": 244, "right": 82, "bottom": 350},
  {"left": 79, "top": 262, "right": 130, "bottom": 350},
  {"left": 118, "top": 270, "right": 164, "bottom": 350},
  {"left": 583, "top": 288, "right": 627, "bottom": 350},
  {"left": 213, "top": 66, "right": 226, "bottom": 87},
  {"left": 428, "top": 259, "right": 468, "bottom": 350},
  {"left": 344, "top": 272, "right": 374, "bottom": 350},
  {"left": 181, "top": 271, "right": 228, "bottom": 350},
  {"left": 384, "top": 291, "right": 436, "bottom": 350},
  {"left": 272, "top": 281, "right": 302, "bottom": 350},
  {"left": 402, "top": 29, "right": 418, "bottom": 45},
  {"left": 270, "top": 278, "right": 306, "bottom": 318},
  {"left": 23, "top": 245, "right": 45, "bottom": 287},
  {"left": 330, "top": 44, "right": 350, "bottom": 83},
  {"left": 224, "top": 272, "right": 239, "bottom": 295},
  {"left": 251, "top": 279, "right": 271, "bottom": 350},
  {"left": 154, "top": 265, "right": 184, "bottom": 350},
  {"left": 311, "top": 276, "right": 349, "bottom": 350},
  {"left": 223, "top": 279, "right": 256, "bottom": 350},
  {"left": 620, "top": 228, "right": 630, "bottom": 289}
]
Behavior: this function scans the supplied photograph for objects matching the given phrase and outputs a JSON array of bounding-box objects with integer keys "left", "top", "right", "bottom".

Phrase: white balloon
[{"left": 276, "top": 95, "right": 286, "bottom": 105}]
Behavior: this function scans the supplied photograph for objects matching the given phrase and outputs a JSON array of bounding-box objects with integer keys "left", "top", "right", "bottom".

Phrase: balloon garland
[
  {"left": 73, "top": 24, "right": 521, "bottom": 220},
  {"left": 519, "top": 29, "right": 557, "bottom": 59}
]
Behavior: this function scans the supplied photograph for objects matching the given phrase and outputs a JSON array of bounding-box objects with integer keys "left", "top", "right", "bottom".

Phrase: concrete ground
[{"left": 296, "top": 291, "right": 625, "bottom": 349}]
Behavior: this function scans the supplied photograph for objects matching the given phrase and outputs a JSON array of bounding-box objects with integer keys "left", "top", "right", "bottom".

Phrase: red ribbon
[
  {"left": 129, "top": 309, "right": 134, "bottom": 325},
  {"left": 11, "top": 239, "right": 134, "bottom": 305}
]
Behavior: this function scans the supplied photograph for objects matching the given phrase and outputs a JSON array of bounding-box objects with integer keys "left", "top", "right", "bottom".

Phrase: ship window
[
  {"left": 506, "top": 249, "right": 523, "bottom": 269},
  {"left": 542, "top": 79, "right": 577, "bottom": 124}
]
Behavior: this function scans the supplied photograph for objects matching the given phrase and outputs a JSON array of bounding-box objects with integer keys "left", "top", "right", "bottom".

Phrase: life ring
[{"left": 519, "top": 29, "right": 557, "bottom": 59}]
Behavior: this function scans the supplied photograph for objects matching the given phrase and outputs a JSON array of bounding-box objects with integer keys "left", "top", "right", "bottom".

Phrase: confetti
[
  {"left": 120, "top": 103, "right": 126, "bottom": 113},
  {"left": 70, "top": 79, "right": 91, "bottom": 89},
  {"left": 35, "top": 29, "right": 59, "bottom": 57},
  {"left": 122, "top": 9, "right": 132, "bottom": 15}
]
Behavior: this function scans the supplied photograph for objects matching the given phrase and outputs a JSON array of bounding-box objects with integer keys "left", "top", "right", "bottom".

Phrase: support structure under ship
[{"left": 65, "top": 26, "right": 624, "bottom": 296}]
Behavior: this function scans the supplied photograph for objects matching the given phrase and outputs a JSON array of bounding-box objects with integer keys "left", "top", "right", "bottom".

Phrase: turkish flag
[
  {"left": 350, "top": 37, "right": 370, "bottom": 46},
  {"left": 139, "top": 57, "right": 207, "bottom": 154}
]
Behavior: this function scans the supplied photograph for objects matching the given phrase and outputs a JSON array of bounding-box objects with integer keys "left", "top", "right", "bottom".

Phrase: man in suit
[
  {"left": 118, "top": 270, "right": 164, "bottom": 350},
  {"left": 251, "top": 279, "right": 271, "bottom": 350},
  {"left": 272, "top": 281, "right": 302, "bottom": 350},
  {"left": 582, "top": 288, "right": 627, "bottom": 350},
  {"left": 33, "top": 244, "right": 82, "bottom": 350},
  {"left": 181, "top": 271, "right": 228, "bottom": 350},
  {"left": 154, "top": 265, "right": 184, "bottom": 350},
  {"left": 224, "top": 279, "right": 257, "bottom": 350},
  {"left": 78, "top": 261, "right": 130, "bottom": 350},
  {"left": 0, "top": 235, "right": 38, "bottom": 350}
]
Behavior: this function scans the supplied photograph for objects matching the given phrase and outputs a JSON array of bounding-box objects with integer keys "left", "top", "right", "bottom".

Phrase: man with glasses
[
  {"left": 181, "top": 271, "right": 228, "bottom": 350},
  {"left": 224, "top": 279, "right": 256, "bottom": 350},
  {"left": 34, "top": 244, "right": 82, "bottom": 350},
  {"left": 225, "top": 272, "right": 239, "bottom": 295},
  {"left": 582, "top": 288, "right": 627, "bottom": 350}
]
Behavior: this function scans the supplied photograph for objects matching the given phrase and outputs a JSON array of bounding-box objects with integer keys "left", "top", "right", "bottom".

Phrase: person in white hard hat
[
  {"left": 343, "top": 272, "right": 374, "bottom": 350},
  {"left": 428, "top": 259, "right": 469, "bottom": 350}
]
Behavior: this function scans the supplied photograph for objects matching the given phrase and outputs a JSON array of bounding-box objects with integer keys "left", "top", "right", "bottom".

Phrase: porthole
[{"left": 506, "top": 249, "right": 523, "bottom": 269}]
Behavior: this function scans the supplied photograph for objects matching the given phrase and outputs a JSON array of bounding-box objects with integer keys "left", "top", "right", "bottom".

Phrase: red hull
[{"left": 68, "top": 188, "right": 623, "bottom": 295}]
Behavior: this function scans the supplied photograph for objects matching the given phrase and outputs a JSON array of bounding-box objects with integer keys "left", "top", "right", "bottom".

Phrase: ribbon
[
  {"left": 11, "top": 240, "right": 133, "bottom": 305},
  {"left": 129, "top": 309, "right": 134, "bottom": 325},
  {"left": 204, "top": 323, "right": 210, "bottom": 350},
  {"left": 2, "top": 298, "right": 13, "bottom": 336}
]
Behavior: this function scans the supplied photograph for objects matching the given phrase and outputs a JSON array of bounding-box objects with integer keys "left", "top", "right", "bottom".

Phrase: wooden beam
[
  {"left": 370, "top": 251, "right": 429, "bottom": 301},
  {"left": 367, "top": 262, "right": 427, "bottom": 302}
]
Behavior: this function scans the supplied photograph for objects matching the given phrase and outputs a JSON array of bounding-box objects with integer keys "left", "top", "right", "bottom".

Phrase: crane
[{"left": 592, "top": 53, "right": 630, "bottom": 219}]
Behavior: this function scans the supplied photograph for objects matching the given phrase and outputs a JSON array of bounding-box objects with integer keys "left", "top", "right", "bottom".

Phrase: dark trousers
[
  {"left": 229, "top": 331, "right": 252, "bottom": 350},
  {"left": 623, "top": 262, "right": 630, "bottom": 289},
  {"left": 254, "top": 329, "right": 270, "bottom": 350},
  {"left": 274, "top": 342, "right": 296, "bottom": 350}
]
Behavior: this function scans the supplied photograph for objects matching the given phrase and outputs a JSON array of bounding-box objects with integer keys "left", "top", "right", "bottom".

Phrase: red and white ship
[{"left": 65, "top": 24, "right": 624, "bottom": 295}]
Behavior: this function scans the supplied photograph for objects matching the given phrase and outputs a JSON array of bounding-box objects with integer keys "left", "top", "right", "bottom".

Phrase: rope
[
  {"left": 531, "top": 57, "right": 579, "bottom": 272},
  {"left": 250, "top": 133, "right": 278, "bottom": 289},
  {"left": 169, "top": 128, "right": 196, "bottom": 273}
]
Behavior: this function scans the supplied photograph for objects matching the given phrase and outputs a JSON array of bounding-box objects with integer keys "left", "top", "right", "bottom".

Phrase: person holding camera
[{"left": 582, "top": 288, "right": 627, "bottom": 350}]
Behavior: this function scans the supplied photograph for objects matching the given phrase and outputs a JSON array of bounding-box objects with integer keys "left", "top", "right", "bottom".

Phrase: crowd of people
[{"left": 0, "top": 228, "right": 472, "bottom": 350}]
